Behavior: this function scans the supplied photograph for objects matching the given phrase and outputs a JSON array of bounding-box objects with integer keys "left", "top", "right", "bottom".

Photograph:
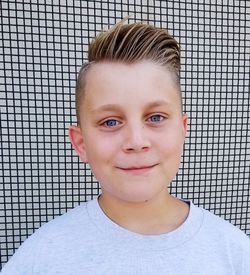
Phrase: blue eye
[
  {"left": 148, "top": 115, "right": 163, "bottom": 123},
  {"left": 103, "top": 119, "right": 119, "bottom": 127}
]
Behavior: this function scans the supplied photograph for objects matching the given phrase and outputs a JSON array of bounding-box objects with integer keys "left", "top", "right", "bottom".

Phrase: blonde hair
[{"left": 76, "top": 21, "right": 181, "bottom": 124}]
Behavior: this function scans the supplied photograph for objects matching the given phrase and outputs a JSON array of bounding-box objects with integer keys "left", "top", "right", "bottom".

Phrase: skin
[{"left": 69, "top": 61, "right": 189, "bottom": 235}]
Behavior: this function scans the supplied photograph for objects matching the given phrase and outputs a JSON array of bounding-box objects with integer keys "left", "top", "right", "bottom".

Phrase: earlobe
[{"left": 68, "top": 125, "right": 88, "bottom": 163}]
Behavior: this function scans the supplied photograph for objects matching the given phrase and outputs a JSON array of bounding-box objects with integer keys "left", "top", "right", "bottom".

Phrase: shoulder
[
  {"left": 200, "top": 206, "right": 249, "bottom": 244},
  {"left": 24, "top": 201, "right": 91, "bottom": 242},
  {"left": 185, "top": 201, "right": 250, "bottom": 250},
  {"left": 195, "top": 204, "right": 250, "bottom": 266},
  {"left": 187, "top": 203, "right": 250, "bottom": 273},
  {"left": 40, "top": 201, "right": 90, "bottom": 233},
  {"left": 1, "top": 200, "right": 96, "bottom": 274}
]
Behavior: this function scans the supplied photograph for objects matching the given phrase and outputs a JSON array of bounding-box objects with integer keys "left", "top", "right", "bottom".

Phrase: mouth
[{"left": 117, "top": 164, "right": 158, "bottom": 175}]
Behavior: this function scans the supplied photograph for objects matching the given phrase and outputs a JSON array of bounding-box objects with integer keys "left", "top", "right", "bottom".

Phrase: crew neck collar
[{"left": 86, "top": 197, "right": 204, "bottom": 251}]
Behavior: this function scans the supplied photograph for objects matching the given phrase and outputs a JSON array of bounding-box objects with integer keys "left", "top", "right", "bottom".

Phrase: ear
[
  {"left": 68, "top": 125, "right": 88, "bottom": 163},
  {"left": 181, "top": 113, "right": 188, "bottom": 143}
]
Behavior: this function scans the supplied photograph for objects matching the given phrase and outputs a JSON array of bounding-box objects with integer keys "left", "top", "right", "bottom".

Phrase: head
[
  {"left": 69, "top": 21, "right": 187, "bottom": 204},
  {"left": 75, "top": 21, "right": 182, "bottom": 125}
]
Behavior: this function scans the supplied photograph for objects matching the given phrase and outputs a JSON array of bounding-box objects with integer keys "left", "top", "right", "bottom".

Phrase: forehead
[
  {"left": 87, "top": 60, "right": 175, "bottom": 83},
  {"left": 81, "top": 61, "right": 181, "bottom": 112}
]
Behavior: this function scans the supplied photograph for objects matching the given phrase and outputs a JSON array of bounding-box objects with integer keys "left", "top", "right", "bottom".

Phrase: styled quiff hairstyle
[{"left": 76, "top": 20, "right": 181, "bottom": 124}]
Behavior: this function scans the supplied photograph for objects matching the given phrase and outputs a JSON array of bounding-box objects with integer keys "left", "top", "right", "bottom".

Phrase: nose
[{"left": 122, "top": 123, "right": 151, "bottom": 153}]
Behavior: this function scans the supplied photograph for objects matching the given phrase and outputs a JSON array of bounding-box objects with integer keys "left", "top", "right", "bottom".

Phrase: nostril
[{"left": 124, "top": 144, "right": 150, "bottom": 153}]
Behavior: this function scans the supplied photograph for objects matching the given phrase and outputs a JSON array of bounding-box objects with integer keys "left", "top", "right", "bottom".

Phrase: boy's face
[{"left": 69, "top": 61, "right": 187, "bottom": 203}]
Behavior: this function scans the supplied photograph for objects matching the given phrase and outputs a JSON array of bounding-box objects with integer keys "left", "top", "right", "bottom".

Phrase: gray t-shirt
[{"left": 2, "top": 198, "right": 250, "bottom": 274}]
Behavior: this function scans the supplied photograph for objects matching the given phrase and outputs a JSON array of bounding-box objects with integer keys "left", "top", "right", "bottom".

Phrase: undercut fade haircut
[{"left": 75, "top": 20, "right": 181, "bottom": 124}]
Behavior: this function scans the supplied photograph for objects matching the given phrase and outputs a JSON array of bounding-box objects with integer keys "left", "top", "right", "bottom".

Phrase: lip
[{"left": 117, "top": 164, "right": 158, "bottom": 175}]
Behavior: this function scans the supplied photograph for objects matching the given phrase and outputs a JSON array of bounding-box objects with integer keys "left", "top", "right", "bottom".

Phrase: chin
[{"left": 116, "top": 190, "right": 163, "bottom": 204}]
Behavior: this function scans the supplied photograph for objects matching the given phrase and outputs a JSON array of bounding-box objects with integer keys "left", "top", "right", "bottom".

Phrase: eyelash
[
  {"left": 102, "top": 119, "right": 121, "bottom": 128},
  {"left": 147, "top": 114, "right": 165, "bottom": 123},
  {"left": 100, "top": 114, "right": 167, "bottom": 129}
]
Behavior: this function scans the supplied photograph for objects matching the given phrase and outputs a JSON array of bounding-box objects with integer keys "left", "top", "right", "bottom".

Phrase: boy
[{"left": 2, "top": 21, "right": 250, "bottom": 274}]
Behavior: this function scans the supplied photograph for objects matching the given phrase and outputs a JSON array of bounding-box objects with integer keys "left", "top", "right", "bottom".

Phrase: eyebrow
[
  {"left": 91, "top": 104, "right": 123, "bottom": 114},
  {"left": 144, "top": 100, "right": 169, "bottom": 109},
  {"left": 91, "top": 100, "right": 170, "bottom": 114}
]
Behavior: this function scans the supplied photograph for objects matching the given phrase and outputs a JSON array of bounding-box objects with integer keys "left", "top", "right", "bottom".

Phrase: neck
[{"left": 98, "top": 191, "right": 189, "bottom": 235}]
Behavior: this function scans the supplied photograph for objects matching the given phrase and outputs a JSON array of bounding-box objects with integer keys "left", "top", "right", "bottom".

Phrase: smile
[{"left": 117, "top": 164, "right": 158, "bottom": 175}]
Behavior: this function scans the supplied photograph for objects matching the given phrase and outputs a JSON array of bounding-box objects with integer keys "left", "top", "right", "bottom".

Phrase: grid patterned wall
[{"left": 0, "top": 0, "right": 249, "bottom": 268}]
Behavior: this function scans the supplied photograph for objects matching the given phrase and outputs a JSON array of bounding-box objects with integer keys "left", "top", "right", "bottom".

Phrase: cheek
[
  {"left": 160, "top": 125, "right": 183, "bottom": 143},
  {"left": 85, "top": 133, "right": 120, "bottom": 163},
  {"left": 158, "top": 130, "right": 184, "bottom": 158}
]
